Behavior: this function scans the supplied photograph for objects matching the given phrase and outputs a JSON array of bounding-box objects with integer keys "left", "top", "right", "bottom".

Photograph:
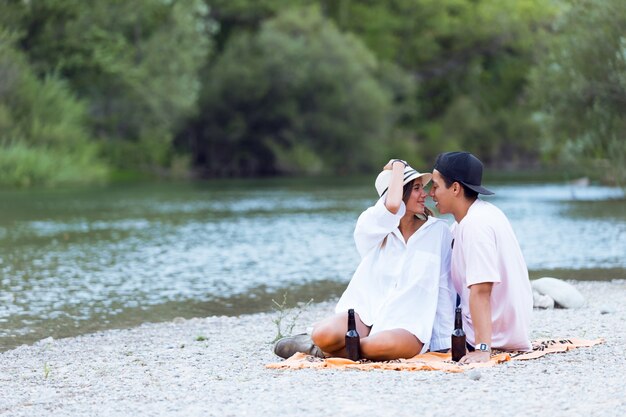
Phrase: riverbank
[{"left": 1, "top": 280, "right": 625, "bottom": 416}]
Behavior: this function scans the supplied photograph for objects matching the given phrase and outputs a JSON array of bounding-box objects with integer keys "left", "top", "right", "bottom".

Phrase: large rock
[
  {"left": 531, "top": 277, "right": 585, "bottom": 309},
  {"left": 532, "top": 290, "right": 555, "bottom": 309}
]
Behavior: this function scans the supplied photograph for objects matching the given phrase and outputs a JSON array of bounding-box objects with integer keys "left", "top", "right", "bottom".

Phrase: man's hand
[{"left": 459, "top": 350, "right": 491, "bottom": 364}]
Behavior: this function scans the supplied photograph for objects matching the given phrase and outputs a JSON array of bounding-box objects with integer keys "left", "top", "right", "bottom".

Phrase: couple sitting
[{"left": 274, "top": 152, "right": 533, "bottom": 364}]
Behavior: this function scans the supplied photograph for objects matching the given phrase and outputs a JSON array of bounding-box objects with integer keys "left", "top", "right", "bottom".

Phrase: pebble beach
[{"left": 1, "top": 279, "right": 625, "bottom": 417}]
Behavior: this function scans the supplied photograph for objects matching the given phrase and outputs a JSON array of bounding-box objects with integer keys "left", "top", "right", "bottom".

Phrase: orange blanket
[{"left": 266, "top": 338, "right": 603, "bottom": 373}]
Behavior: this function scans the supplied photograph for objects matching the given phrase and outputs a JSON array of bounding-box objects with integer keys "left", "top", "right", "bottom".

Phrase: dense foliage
[
  {"left": 187, "top": 7, "right": 412, "bottom": 176},
  {"left": 0, "top": 30, "right": 107, "bottom": 186},
  {"left": 1, "top": 0, "right": 211, "bottom": 182},
  {"left": 530, "top": 0, "right": 626, "bottom": 187},
  {"left": 0, "top": 0, "right": 623, "bottom": 186},
  {"left": 316, "top": 0, "right": 556, "bottom": 167}
]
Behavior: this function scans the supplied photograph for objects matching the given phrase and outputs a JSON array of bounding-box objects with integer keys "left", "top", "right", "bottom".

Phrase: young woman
[{"left": 274, "top": 159, "right": 455, "bottom": 361}]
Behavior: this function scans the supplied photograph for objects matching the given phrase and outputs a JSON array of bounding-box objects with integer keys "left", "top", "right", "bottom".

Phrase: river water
[{"left": 0, "top": 178, "right": 624, "bottom": 350}]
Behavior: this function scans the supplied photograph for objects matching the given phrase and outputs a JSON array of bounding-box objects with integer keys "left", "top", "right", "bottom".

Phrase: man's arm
[{"left": 460, "top": 282, "right": 493, "bottom": 364}]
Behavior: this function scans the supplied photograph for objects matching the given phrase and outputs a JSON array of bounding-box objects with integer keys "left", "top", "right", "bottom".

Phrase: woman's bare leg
[
  {"left": 312, "top": 314, "right": 422, "bottom": 360},
  {"left": 311, "top": 311, "right": 370, "bottom": 355},
  {"left": 360, "top": 329, "right": 423, "bottom": 361}
]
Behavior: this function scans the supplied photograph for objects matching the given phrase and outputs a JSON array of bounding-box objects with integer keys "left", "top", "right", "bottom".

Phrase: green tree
[
  {"left": 188, "top": 6, "right": 413, "bottom": 176},
  {"left": 205, "top": 0, "right": 303, "bottom": 50},
  {"left": 530, "top": 0, "right": 626, "bottom": 187},
  {"left": 0, "top": 29, "right": 108, "bottom": 187},
  {"left": 1, "top": 0, "right": 212, "bottom": 172},
  {"left": 318, "top": 0, "right": 557, "bottom": 167},
  {"left": 202, "top": 0, "right": 554, "bottom": 169}
]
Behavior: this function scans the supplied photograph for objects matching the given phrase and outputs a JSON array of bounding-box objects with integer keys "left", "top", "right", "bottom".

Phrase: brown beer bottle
[
  {"left": 451, "top": 307, "right": 466, "bottom": 362},
  {"left": 345, "top": 308, "right": 361, "bottom": 361}
]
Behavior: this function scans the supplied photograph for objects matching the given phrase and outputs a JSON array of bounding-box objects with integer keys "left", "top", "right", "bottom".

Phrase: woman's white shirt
[{"left": 335, "top": 197, "right": 455, "bottom": 353}]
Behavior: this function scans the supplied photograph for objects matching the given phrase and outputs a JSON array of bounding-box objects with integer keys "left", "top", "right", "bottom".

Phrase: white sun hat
[{"left": 374, "top": 165, "right": 432, "bottom": 197}]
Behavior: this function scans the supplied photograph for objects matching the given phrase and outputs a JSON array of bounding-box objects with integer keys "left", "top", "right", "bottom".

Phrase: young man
[{"left": 429, "top": 151, "right": 532, "bottom": 363}]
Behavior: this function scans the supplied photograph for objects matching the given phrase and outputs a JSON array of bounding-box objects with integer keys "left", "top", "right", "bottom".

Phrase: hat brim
[
  {"left": 375, "top": 168, "right": 432, "bottom": 197},
  {"left": 461, "top": 182, "right": 494, "bottom": 195}
]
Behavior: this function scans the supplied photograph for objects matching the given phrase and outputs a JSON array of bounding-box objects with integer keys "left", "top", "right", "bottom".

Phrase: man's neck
[{"left": 453, "top": 197, "right": 478, "bottom": 223}]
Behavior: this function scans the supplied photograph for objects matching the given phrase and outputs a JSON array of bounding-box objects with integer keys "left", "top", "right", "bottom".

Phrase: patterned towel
[{"left": 266, "top": 338, "right": 604, "bottom": 373}]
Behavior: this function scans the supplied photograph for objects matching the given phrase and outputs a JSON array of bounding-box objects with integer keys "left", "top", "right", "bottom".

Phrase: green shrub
[
  {"left": 0, "top": 143, "right": 108, "bottom": 187},
  {"left": 0, "top": 28, "right": 109, "bottom": 187},
  {"left": 189, "top": 6, "right": 412, "bottom": 177}
]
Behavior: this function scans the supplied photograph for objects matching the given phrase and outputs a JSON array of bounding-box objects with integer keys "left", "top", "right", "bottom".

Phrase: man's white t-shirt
[{"left": 451, "top": 199, "right": 532, "bottom": 351}]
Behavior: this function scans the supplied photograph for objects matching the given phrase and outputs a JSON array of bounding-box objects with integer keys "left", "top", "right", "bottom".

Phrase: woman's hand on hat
[{"left": 384, "top": 159, "right": 408, "bottom": 170}]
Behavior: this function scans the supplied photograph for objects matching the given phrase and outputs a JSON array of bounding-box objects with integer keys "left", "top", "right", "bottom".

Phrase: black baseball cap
[{"left": 433, "top": 151, "right": 494, "bottom": 195}]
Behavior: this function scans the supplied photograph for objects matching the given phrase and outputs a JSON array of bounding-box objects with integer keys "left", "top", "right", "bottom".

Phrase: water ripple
[{"left": 0, "top": 181, "right": 624, "bottom": 349}]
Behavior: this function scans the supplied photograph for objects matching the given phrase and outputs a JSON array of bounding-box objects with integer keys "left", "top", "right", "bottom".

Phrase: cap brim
[{"left": 462, "top": 182, "right": 495, "bottom": 195}]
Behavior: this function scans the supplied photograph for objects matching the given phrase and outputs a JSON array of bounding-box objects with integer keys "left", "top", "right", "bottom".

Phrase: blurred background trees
[
  {"left": 1, "top": 0, "right": 211, "bottom": 182},
  {"left": 530, "top": 0, "right": 626, "bottom": 188},
  {"left": 185, "top": 7, "right": 411, "bottom": 176},
  {"left": 0, "top": 29, "right": 107, "bottom": 186},
  {"left": 0, "top": 0, "right": 623, "bottom": 186}
]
